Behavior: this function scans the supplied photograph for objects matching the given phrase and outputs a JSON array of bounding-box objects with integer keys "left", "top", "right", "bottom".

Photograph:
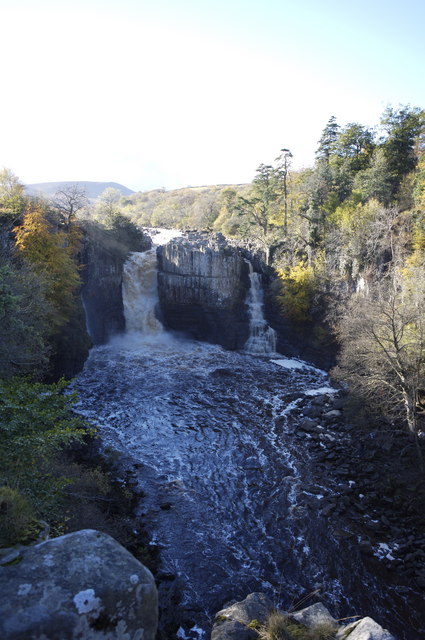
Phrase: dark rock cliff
[
  {"left": 80, "top": 222, "right": 151, "bottom": 345},
  {"left": 157, "top": 233, "right": 251, "bottom": 350},
  {"left": 260, "top": 266, "right": 338, "bottom": 370}
]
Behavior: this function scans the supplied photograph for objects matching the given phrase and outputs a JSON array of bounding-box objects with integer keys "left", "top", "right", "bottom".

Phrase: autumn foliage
[{"left": 13, "top": 203, "right": 82, "bottom": 333}]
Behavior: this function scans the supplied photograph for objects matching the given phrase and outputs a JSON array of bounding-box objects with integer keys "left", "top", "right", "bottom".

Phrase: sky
[{"left": 1, "top": 0, "right": 424, "bottom": 192}]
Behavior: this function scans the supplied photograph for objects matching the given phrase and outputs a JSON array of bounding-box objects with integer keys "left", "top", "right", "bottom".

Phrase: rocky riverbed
[{"left": 72, "top": 336, "right": 425, "bottom": 640}]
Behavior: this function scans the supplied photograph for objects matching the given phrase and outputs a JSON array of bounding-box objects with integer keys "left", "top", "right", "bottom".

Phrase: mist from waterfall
[{"left": 244, "top": 260, "right": 277, "bottom": 354}]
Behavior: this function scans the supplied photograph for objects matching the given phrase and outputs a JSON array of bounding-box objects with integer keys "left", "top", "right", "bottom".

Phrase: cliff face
[
  {"left": 80, "top": 225, "right": 151, "bottom": 345},
  {"left": 157, "top": 233, "right": 251, "bottom": 350},
  {"left": 81, "top": 241, "right": 126, "bottom": 345}
]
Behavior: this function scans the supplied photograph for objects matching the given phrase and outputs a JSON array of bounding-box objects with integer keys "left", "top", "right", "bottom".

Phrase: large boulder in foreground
[
  {"left": 0, "top": 529, "right": 157, "bottom": 640},
  {"left": 290, "top": 602, "right": 337, "bottom": 628},
  {"left": 157, "top": 233, "right": 251, "bottom": 350},
  {"left": 335, "top": 616, "right": 396, "bottom": 640},
  {"left": 212, "top": 593, "right": 273, "bottom": 640}
]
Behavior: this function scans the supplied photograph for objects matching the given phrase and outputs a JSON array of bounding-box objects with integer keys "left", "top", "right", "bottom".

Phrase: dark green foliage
[
  {"left": 0, "top": 261, "right": 51, "bottom": 378},
  {"left": 104, "top": 211, "right": 149, "bottom": 251},
  {"left": 0, "top": 377, "right": 89, "bottom": 524},
  {"left": 381, "top": 106, "right": 424, "bottom": 200},
  {"left": 0, "top": 486, "right": 40, "bottom": 547},
  {"left": 333, "top": 123, "right": 375, "bottom": 171},
  {"left": 316, "top": 116, "right": 340, "bottom": 162}
]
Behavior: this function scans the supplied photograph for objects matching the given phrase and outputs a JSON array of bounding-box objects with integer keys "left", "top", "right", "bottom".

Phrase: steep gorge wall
[
  {"left": 157, "top": 233, "right": 251, "bottom": 350},
  {"left": 80, "top": 226, "right": 151, "bottom": 345}
]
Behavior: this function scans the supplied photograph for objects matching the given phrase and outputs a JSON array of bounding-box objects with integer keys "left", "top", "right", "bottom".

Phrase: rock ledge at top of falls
[
  {"left": 157, "top": 232, "right": 252, "bottom": 350},
  {"left": 211, "top": 594, "right": 396, "bottom": 640},
  {"left": 0, "top": 529, "right": 158, "bottom": 640}
]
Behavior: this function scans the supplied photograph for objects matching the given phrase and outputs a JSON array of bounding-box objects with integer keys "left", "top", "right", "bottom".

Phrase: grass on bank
[{"left": 259, "top": 612, "right": 337, "bottom": 640}]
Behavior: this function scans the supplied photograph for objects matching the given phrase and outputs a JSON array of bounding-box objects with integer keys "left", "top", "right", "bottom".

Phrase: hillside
[
  {"left": 120, "top": 183, "right": 249, "bottom": 229},
  {"left": 25, "top": 181, "right": 134, "bottom": 200}
]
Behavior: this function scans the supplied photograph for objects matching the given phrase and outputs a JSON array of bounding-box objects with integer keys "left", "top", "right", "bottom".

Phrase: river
[{"left": 73, "top": 241, "right": 423, "bottom": 639}]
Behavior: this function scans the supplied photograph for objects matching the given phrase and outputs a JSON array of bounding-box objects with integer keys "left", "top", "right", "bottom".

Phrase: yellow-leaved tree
[{"left": 13, "top": 203, "right": 81, "bottom": 333}]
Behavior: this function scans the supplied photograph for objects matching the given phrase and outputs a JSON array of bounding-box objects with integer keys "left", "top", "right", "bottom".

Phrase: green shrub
[
  {"left": 0, "top": 377, "right": 89, "bottom": 531},
  {"left": 0, "top": 486, "right": 40, "bottom": 547}
]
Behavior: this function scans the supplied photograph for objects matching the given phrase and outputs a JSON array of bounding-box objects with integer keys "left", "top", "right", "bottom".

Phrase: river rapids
[{"left": 73, "top": 242, "right": 422, "bottom": 639}]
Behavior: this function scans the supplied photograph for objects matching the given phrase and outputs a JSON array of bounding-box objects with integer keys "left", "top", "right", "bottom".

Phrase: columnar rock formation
[
  {"left": 81, "top": 227, "right": 151, "bottom": 344},
  {"left": 157, "top": 233, "right": 251, "bottom": 349}
]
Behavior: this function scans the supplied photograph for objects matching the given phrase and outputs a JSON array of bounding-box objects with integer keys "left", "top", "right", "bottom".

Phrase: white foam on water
[
  {"left": 271, "top": 358, "right": 327, "bottom": 377},
  {"left": 145, "top": 227, "right": 183, "bottom": 245},
  {"left": 304, "top": 386, "right": 338, "bottom": 396}
]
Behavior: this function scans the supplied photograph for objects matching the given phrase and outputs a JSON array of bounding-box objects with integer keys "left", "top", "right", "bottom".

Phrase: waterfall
[
  {"left": 122, "top": 249, "right": 164, "bottom": 336},
  {"left": 244, "top": 260, "right": 277, "bottom": 354}
]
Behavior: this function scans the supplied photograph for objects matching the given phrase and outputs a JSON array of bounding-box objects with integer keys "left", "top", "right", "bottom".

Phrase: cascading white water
[
  {"left": 122, "top": 248, "right": 164, "bottom": 335},
  {"left": 244, "top": 260, "right": 277, "bottom": 354}
]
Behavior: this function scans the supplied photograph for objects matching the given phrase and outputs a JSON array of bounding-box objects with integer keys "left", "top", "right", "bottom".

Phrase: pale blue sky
[{"left": 1, "top": 0, "right": 424, "bottom": 191}]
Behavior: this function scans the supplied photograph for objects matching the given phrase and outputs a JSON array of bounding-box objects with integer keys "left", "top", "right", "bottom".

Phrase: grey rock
[
  {"left": 336, "top": 616, "right": 396, "bottom": 639},
  {"left": 214, "top": 592, "right": 273, "bottom": 626},
  {"left": 299, "top": 417, "right": 318, "bottom": 431},
  {"left": 0, "top": 548, "right": 21, "bottom": 566},
  {"left": 290, "top": 602, "right": 337, "bottom": 628},
  {"left": 324, "top": 409, "right": 342, "bottom": 418},
  {"left": 211, "top": 620, "right": 259, "bottom": 640},
  {"left": 211, "top": 592, "right": 273, "bottom": 639},
  {"left": 0, "top": 529, "right": 157, "bottom": 640},
  {"left": 157, "top": 235, "right": 251, "bottom": 349},
  {"left": 302, "top": 406, "right": 323, "bottom": 418},
  {"left": 311, "top": 395, "right": 327, "bottom": 406}
]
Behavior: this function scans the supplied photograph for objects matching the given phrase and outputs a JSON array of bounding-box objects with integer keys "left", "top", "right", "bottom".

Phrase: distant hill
[{"left": 25, "top": 181, "right": 135, "bottom": 200}]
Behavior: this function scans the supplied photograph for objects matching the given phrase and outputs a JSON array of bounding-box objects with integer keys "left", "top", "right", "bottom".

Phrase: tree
[
  {"left": 0, "top": 377, "right": 88, "bottom": 518},
  {"left": 236, "top": 164, "right": 280, "bottom": 263},
  {"left": 103, "top": 212, "right": 148, "bottom": 251},
  {"left": 381, "top": 105, "right": 425, "bottom": 200},
  {"left": 413, "top": 153, "right": 425, "bottom": 213},
  {"left": 275, "top": 148, "right": 293, "bottom": 233},
  {"left": 52, "top": 184, "right": 89, "bottom": 228},
  {"left": 0, "top": 261, "right": 51, "bottom": 378},
  {"left": 335, "top": 269, "right": 425, "bottom": 467},
  {"left": 354, "top": 148, "right": 394, "bottom": 205},
  {"left": 333, "top": 123, "right": 375, "bottom": 171},
  {"left": 94, "top": 187, "right": 122, "bottom": 219},
  {"left": 316, "top": 116, "right": 340, "bottom": 162},
  {"left": 0, "top": 168, "right": 25, "bottom": 220},
  {"left": 13, "top": 202, "right": 81, "bottom": 332}
]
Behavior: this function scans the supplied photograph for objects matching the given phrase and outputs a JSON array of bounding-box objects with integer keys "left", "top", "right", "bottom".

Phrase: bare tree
[
  {"left": 52, "top": 184, "right": 89, "bottom": 228},
  {"left": 334, "top": 267, "right": 425, "bottom": 467}
]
